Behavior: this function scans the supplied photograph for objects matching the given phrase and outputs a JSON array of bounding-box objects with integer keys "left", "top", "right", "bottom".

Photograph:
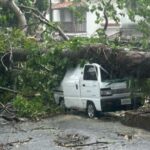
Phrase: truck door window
[{"left": 84, "top": 65, "right": 97, "bottom": 80}]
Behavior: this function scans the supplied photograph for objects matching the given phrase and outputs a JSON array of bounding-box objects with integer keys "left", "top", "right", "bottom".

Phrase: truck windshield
[
  {"left": 100, "top": 67, "right": 111, "bottom": 81},
  {"left": 100, "top": 67, "right": 127, "bottom": 83}
]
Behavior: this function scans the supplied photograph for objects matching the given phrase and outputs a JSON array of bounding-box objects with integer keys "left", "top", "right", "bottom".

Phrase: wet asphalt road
[{"left": 0, "top": 112, "right": 150, "bottom": 150}]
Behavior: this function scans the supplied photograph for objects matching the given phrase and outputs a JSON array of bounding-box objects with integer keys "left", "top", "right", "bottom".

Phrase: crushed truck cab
[{"left": 54, "top": 63, "right": 141, "bottom": 118}]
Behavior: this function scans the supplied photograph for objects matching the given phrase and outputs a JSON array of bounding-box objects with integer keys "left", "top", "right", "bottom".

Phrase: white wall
[
  {"left": 86, "top": 11, "right": 99, "bottom": 36},
  {"left": 51, "top": 0, "right": 61, "bottom": 4}
]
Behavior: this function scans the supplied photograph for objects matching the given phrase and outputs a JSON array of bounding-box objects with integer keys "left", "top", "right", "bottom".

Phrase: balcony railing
[{"left": 58, "top": 21, "right": 86, "bottom": 33}]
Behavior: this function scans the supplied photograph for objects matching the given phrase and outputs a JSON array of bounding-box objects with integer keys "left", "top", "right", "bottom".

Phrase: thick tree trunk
[
  {"left": 0, "top": 0, "right": 27, "bottom": 32},
  {"left": 1, "top": 44, "right": 150, "bottom": 78},
  {"left": 62, "top": 44, "right": 150, "bottom": 78}
]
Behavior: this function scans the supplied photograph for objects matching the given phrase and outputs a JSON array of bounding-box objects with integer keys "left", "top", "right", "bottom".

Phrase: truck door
[
  {"left": 80, "top": 65, "right": 100, "bottom": 108},
  {"left": 63, "top": 66, "right": 83, "bottom": 109}
]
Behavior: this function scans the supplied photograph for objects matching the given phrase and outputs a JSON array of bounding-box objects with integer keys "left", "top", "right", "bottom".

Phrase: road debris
[
  {"left": 0, "top": 102, "right": 21, "bottom": 123},
  {"left": 55, "top": 133, "right": 89, "bottom": 147},
  {"left": 0, "top": 137, "right": 32, "bottom": 150},
  {"left": 7, "top": 137, "right": 32, "bottom": 146},
  {"left": 30, "top": 126, "right": 58, "bottom": 131},
  {"left": 117, "top": 132, "right": 133, "bottom": 141},
  {"left": 54, "top": 133, "right": 112, "bottom": 148},
  {"left": 0, "top": 114, "right": 150, "bottom": 150}
]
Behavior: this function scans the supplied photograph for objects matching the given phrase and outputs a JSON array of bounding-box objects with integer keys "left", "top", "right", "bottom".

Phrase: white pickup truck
[{"left": 54, "top": 63, "right": 141, "bottom": 118}]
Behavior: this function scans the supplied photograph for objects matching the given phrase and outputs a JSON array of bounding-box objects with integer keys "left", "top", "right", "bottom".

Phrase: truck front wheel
[
  {"left": 59, "top": 99, "right": 65, "bottom": 109},
  {"left": 87, "top": 102, "right": 96, "bottom": 118},
  {"left": 59, "top": 99, "right": 69, "bottom": 113}
]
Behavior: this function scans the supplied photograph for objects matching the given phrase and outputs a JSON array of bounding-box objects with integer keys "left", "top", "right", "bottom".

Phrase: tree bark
[
  {"left": 61, "top": 44, "right": 150, "bottom": 78},
  {"left": 2, "top": 44, "right": 150, "bottom": 78}
]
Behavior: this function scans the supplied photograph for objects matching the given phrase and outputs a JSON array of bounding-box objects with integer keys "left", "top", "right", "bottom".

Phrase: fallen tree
[
  {"left": 61, "top": 44, "right": 150, "bottom": 78},
  {"left": 1, "top": 43, "right": 150, "bottom": 79}
]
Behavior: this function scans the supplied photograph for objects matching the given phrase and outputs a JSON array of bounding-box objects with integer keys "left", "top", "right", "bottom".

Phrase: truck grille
[{"left": 112, "top": 88, "right": 129, "bottom": 94}]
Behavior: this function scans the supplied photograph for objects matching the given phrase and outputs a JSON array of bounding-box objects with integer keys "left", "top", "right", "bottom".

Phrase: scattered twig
[
  {"left": 40, "top": 64, "right": 51, "bottom": 71},
  {"left": 8, "top": 41, "right": 14, "bottom": 69},
  {"left": 57, "top": 141, "right": 111, "bottom": 148},
  {"left": 31, "top": 126, "right": 57, "bottom": 131},
  {"left": 1, "top": 116, "right": 20, "bottom": 122},
  {"left": 0, "top": 102, "right": 19, "bottom": 123},
  {"left": 0, "top": 86, "right": 18, "bottom": 94},
  {"left": 6, "top": 137, "right": 32, "bottom": 146},
  {"left": 1, "top": 52, "right": 10, "bottom": 71},
  {"left": 0, "top": 138, "right": 32, "bottom": 150},
  {"left": 0, "top": 102, "right": 15, "bottom": 113}
]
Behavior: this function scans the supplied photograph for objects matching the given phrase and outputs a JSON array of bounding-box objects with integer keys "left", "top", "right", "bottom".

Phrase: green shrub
[{"left": 13, "top": 95, "right": 46, "bottom": 118}]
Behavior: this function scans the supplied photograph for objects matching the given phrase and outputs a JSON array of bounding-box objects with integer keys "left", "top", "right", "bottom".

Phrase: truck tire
[
  {"left": 59, "top": 99, "right": 69, "bottom": 113},
  {"left": 59, "top": 99, "right": 65, "bottom": 109},
  {"left": 87, "top": 102, "right": 96, "bottom": 118}
]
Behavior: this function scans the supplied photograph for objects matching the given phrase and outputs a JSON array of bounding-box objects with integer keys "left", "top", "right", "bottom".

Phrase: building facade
[{"left": 51, "top": 0, "right": 141, "bottom": 38}]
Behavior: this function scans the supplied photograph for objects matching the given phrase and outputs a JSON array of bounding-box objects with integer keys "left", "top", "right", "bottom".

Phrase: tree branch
[
  {"left": 1, "top": 52, "right": 9, "bottom": 71},
  {"left": 0, "top": 86, "right": 18, "bottom": 93},
  {"left": 103, "top": 0, "right": 112, "bottom": 31},
  {"left": 0, "top": 0, "right": 27, "bottom": 32},
  {"left": 103, "top": 9, "right": 108, "bottom": 31},
  {"left": 20, "top": 4, "right": 69, "bottom": 40}
]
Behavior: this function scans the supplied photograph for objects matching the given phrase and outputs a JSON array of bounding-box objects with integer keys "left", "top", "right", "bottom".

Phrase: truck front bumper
[{"left": 101, "top": 96, "right": 142, "bottom": 112}]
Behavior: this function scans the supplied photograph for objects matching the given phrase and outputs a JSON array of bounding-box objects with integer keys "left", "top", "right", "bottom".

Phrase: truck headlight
[{"left": 101, "top": 88, "right": 112, "bottom": 96}]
